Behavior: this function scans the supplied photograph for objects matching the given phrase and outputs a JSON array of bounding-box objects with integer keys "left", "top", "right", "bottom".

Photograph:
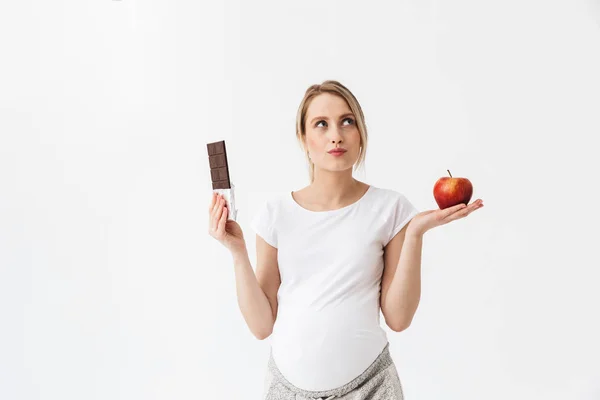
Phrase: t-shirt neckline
[{"left": 289, "top": 185, "right": 374, "bottom": 214}]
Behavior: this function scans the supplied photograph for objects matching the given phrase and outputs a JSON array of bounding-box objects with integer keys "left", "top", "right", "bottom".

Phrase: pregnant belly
[{"left": 270, "top": 303, "right": 388, "bottom": 391}]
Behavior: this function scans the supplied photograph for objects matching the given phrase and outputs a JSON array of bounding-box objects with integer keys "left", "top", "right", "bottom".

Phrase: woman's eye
[{"left": 315, "top": 118, "right": 354, "bottom": 128}]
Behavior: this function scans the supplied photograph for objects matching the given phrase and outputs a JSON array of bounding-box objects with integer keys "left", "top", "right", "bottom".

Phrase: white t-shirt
[{"left": 250, "top": 184, "right": 419, "bottom": 391}]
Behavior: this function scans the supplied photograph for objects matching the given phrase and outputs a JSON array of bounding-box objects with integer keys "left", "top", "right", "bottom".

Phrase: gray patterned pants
[{"left": 263, "top": 342, "right": 405, "bottom": 400}]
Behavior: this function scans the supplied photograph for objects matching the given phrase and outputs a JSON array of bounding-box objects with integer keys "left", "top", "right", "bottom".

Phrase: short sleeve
[
  {"left": 250, "top": 200, "right": 278, "bottom": 248},
  {"left": 386, "top": 193, "right": 419, "bottom": 246}
]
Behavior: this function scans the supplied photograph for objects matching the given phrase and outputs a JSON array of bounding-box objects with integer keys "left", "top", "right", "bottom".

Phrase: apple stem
[{"left": 447, "top": 169, "right": 452, "bottom": 178}]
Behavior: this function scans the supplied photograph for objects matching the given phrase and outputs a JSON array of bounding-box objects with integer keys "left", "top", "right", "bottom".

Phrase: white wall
[{"left": 1, "top": 0, "right": 600, "bottom": 399}]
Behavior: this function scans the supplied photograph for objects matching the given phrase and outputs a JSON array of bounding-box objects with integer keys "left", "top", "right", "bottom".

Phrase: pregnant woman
[{"left": 208, "top": 80, "right": 483, "bottom": 399}]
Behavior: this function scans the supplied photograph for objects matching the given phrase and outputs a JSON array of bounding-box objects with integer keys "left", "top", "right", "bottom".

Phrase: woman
[{"left": 208, "top": 80, "right": 484, "bottom": 399}]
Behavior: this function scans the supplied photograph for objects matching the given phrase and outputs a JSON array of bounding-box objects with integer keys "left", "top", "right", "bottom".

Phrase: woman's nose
[
  {"left": 329, "top": 131, "right": 343, "bottom": 143},
  {"left": 326, "top": 127, "right": 343, "bottom": 142}
]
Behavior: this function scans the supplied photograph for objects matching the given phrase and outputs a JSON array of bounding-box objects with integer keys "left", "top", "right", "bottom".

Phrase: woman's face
[{"left": 303, "top": 93, "right": 361, "bottom": 173}]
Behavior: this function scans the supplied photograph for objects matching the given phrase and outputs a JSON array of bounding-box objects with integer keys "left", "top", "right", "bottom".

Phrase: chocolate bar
[
  {"left": 207, "top": 140, "right": 231, "bottom": 189},
  {"left": 207, "top": 140, "right": 237, "bottom": 221}
]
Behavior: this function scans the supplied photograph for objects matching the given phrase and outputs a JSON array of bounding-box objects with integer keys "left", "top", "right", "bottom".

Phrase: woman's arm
[
  {"left": 231, "top": 236, "right": 280, "bottom": 340},
  {"left": 380, "top": 199, "right": 483, "bottom": 331},
  {"left": 380, "top": 225, "right": 423, "bottom": 332}
]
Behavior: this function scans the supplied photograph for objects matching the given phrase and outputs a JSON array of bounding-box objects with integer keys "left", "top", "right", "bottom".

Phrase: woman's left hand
[{"left": 407, "top": 199, "right": 484, "bottom": 236}]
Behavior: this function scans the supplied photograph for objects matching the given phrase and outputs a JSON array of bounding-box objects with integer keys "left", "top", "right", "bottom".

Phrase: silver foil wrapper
[{"left": 213, "top": 182, "right": 237, "bottom": 221}]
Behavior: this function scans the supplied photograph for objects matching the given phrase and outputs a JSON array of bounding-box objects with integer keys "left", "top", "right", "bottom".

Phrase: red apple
[{"left": 433, "top": 170, "right": 473, "bottom": 209}]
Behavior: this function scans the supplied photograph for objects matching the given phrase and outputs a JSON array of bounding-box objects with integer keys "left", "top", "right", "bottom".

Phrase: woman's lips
[{"left": 328, "top": 149, "right": 347, "bottom": 157}]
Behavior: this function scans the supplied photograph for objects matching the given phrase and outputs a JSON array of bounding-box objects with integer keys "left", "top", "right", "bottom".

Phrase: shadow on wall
[
  {"left": 590, "top": 0, "right": 600, "bottom": 26},
  {"left": 572, "top": 376, "right": 600, "bottom": 400}
]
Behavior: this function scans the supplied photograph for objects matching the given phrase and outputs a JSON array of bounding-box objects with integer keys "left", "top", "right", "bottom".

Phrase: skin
[{"left": 208, "top": 92, "right": 484, "bottom": 338}]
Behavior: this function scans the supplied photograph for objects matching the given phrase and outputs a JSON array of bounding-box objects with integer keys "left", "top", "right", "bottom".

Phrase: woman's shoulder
[
  {"left": 367, "top": 185, "right": 419, "bottom": 214},
  {"left": 255, "top": 191, "right": 290, "bottom": 213},
  {"left": 368, "top": 184, "right": 409, "bottom": 200}
]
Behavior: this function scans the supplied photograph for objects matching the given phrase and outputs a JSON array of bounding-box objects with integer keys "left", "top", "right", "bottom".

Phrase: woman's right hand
[{"left": 208, "top": 192, "right": 246, "bottom": 254}]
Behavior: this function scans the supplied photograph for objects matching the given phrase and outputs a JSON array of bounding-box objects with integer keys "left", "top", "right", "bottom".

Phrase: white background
[{"left": 1, "top": 0, "right": 600, "bottom": 399}]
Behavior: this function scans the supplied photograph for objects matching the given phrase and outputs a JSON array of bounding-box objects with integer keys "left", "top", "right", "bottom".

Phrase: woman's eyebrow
[{"left": 309, "top": 113, "right": 355, "bottom": 124}]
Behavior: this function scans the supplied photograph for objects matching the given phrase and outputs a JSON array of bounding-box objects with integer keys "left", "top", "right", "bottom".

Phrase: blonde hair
[{"left": 295, "top": 80, "right": 368, "bottom": 183}]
